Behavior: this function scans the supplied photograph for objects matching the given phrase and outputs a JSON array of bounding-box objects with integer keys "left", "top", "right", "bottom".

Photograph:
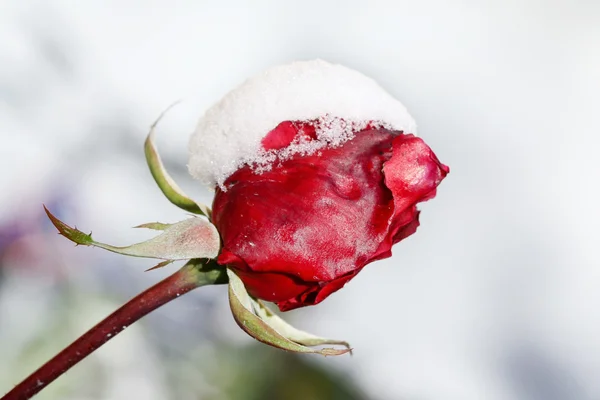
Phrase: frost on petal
[
  {"left": 188, "top": 59, "right": 417, "bottom": 188},
  {"left": 212, "top": 128, "right": 399, "bottom": 310},
  {"left": 212, "top": 127, "right": 449, "bottom": 311}
]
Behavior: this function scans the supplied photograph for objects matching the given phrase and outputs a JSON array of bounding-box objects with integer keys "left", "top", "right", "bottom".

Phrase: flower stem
[{"left": 1, "top": 259, "right": 227, "bottom": 400}]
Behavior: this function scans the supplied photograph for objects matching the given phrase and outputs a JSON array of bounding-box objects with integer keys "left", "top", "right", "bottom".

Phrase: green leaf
[
  {"left": 45, "top": 206, "right": 220, "bottom": 261},
  {"left": 44, "top": 206, "right": 94, "bottom": 246},
  {"left": 134, "top": 222, "right": 171, "bottom": 231},
  {"left": 252, "top": 299, "right": 351, "bottom": 352},
  {"left": 145, "top": 259, "right": 174, "bottom": 271},
  {"left": 227, "top": 269, "right": 351, "bottom": 356},
  {"left": 145, "top": 104, "right": 211, "bottom": 218}
]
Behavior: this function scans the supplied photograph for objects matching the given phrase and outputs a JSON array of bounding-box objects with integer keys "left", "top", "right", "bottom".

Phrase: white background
[{"left": 1, "top": 1, "right": 599, "bottom": 399}]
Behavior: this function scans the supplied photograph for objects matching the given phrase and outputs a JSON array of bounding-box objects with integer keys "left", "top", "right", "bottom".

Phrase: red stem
[{"left": 2, "top": 263, "right": 220, "bottom": 400}]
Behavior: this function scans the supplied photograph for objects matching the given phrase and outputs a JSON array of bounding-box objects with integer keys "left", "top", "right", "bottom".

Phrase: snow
[{"left": 188, "top": 60, "right": 417, "bottom": 188}]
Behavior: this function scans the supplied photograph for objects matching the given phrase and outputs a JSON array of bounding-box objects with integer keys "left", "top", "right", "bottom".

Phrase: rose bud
[{"left": 189, "top": 60, "right": 449, "bottom": 311}]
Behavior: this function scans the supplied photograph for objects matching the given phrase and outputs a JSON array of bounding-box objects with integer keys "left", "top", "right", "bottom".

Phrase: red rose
[
  {"left": 212, "top": 120, "right": 448, "bottom": 311},
  {"left": 23, "top": 62, "right": 449, "bottom": 398}
]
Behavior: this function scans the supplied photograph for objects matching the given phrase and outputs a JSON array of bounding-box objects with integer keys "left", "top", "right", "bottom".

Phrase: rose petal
[{"left": 213, "top": 123, "right": 448, "bottom": 310}]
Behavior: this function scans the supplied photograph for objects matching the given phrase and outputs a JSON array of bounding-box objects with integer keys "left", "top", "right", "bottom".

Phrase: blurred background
[{"left": 1, "top": 0, "right": 599, "bottom": 399}]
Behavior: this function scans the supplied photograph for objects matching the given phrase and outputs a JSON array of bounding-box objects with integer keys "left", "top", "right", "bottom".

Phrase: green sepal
[
  {"left": 182, "top": 258, "right": 229, "bottom": 286},
  {"left": 145, "top": 104, "right": 211, "bottom": 218},
  {"left": 252, "top": 299, "right": 351, "bottom": 351},
  {"left": 227, "top": 269, "right": 351, "bottom": 356},
  {"left": 134, "top": 222, "right": 171, "bottom": 231},
  {"left": 44, "top": 206, "right": 220, "bottom": 261},
  {"left": 145, "top": 259, "right": 174, "bottom": 272}
]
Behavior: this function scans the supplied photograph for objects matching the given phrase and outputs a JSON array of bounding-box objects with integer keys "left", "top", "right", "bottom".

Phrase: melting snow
[{"left": 188, "top": 59, "right": 417, "bottom": 188}]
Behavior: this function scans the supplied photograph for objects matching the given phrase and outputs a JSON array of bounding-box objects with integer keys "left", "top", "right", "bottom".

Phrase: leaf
[
  {"left": 227, "top": 269, "right": 351, "bottom": 356},
  {"left": 44, "top": 206, "right": 220, "bottom": 260},
  {"left": 145, "top": 260, "right": 174, "bottom": 272},
  {"left": 134, "top": 222, "right": 171, "bottom": 231},
  {"left": 145, "top": 103, "right": 211, "bottom": 218},
  {"left": 252, "top": 299, "right": 351, "bottom": 352}
]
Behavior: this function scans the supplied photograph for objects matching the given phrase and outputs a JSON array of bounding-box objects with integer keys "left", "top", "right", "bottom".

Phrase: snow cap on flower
[{"left": 188, "top": 59, "right": 417, "bottom": 188}]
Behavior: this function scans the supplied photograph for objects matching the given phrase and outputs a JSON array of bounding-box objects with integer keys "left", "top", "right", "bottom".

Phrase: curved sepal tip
[{"left": 227, "top": 269, "right": 351, "bottom": 356}]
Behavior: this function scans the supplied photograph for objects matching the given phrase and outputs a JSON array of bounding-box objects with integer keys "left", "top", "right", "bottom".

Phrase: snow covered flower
[
  {"left": 21, "top": 62, "right": 448, "bottom": 398},
  {"left": 189, "top": 60, "right": 449, "bottom": 311}
]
